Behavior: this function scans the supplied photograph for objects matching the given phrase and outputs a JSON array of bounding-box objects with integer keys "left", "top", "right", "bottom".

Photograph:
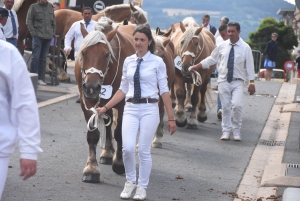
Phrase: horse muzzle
[
  {"left": 181, "top": 65, "right": 192, "bottom": 78},
  {"left": 82, "top": 83, "right": 101, "bottom": 100}
]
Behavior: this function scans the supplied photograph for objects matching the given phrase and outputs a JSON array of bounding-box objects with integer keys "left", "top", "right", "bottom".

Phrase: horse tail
[{"left": 204, "top": 83, "right": 214, "bottom": 109}]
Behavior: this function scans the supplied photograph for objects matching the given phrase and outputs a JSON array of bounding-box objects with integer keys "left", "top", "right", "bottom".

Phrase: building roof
[{"left": 277, "top": 8, "right": 295, "bottom": 15}]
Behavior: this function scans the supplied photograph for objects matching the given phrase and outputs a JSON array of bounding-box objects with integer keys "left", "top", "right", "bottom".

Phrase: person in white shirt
[
  {"left": 0, "top": 8, "right": 8, "bottom": 41},
  {"left": 0, "top": 40, "right": 43, "bottom": 199},
  {"left": 96, "top": 25, "right": 176, "bottom": 201},
  {"left": 189, "top": 22, "right": 255, "bottom": 141},
  {"left": 64, "top": 7, "right": 96, "bottom": 59},
  {"left": 215, "top": 24, "right": 229, "bottom": 120},
  {"left": 3, "top": 0, "right": 19, "bottom": 46},
  {"left": 214, "top": 16, "right": 229, "bottom": 39},
  {"left": 202, "top": 14, "right": 216, "bottom": 35}
]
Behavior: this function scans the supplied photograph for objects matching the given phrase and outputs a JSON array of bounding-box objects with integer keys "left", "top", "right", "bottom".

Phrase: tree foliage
[{"left": 246, "top": 18, "right": 298, "bottom": 70}]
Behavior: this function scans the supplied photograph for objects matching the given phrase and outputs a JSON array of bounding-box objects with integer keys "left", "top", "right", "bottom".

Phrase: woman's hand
[
  {"left": 168, "top": 120, "right": 177, "bottom": 135},
  {"left": 96, "top": 107, "right": 107, "bottom": 116}
]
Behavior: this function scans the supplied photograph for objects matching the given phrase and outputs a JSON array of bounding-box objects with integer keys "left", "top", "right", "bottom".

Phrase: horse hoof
[
  {"left": 112, "top": 163, "right": 125, "bottom": 175},
  {"left": 99, "top": 157, "right": 113, "bottom": 165},
  {"left": 152, "top": 142, "right": 162, "bottom": 148},
  {"left": 197, "top": 116, "right": 207, "bottom": 122},
  {"left": 172, "top": 103, "right": 176, "bottom": 108},
  {"left": 176, "top": 119, "right": 187, "bottom": 127},
  {"left": 185, "top": 107, "right": 192, "bottom": 112},
  {"left": 82, "top": 174, "right": 100, "bottom": 183},
  {"left": 186, "top": 124, "right": 198, "bottom": 130}
]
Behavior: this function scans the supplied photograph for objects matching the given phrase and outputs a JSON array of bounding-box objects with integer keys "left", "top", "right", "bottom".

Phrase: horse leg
[
  {"left": 112, "top": 108, "right": 125, "bottom": 175},
  {"left": 186, "top": 86, "right": 200, "bottom": 130},
  {"left": 170, "top": 82, "right": 176, "bottom": 108},
  {"left": 197, "top": 84, "right": 208, "bottom": 122},
  {"left": 99, "top": 109, "right": 115, "bottom": 165},
  {"left": 152, "top": 96, "right": 164, "bottom": 148},
  {"left": 184, "top": 83, "right": 193, "bottom": 111},
  {"left": 174, "top": 75, "right": 187, "bottom": 127},
  {"left": 82, "top": 129, "right": 101, "bottom": 183}
]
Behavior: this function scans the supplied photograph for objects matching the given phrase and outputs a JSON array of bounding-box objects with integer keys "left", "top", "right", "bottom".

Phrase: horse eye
[
  {"left": 105, "top": 53, "right": 111, "bottom": 58},
  {"left": 195, "top": 42, "right": 199, "bottom": 47},
  {"left": 181, "top": 40, "right": 184, "bottom": 45},
  {"left": 82, "top": 51, "right": 85, "bottom": 57}
]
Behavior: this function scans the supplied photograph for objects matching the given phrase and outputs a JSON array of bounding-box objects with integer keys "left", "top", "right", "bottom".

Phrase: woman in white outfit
[{"left": 96, "top": 24, "right": 176, "bottom": 200}]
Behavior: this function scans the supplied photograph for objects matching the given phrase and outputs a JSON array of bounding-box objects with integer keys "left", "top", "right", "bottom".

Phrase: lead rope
[{"left": 190, "top": 32, "right": 205, "bottom": 86}]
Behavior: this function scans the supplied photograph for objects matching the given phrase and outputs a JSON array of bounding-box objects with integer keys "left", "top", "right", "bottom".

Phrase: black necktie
[
  {"left": 227, "top": 45, "right": 235, "bottom": 83},
  {"left": 133, "top": 58, "right": 143, "bottom": 102},
  {"left": 1, "top": 28, "right": 3, "bottom": 34},
  {"left": 10, "top": 11, "right": 17, "bottom": 36}
]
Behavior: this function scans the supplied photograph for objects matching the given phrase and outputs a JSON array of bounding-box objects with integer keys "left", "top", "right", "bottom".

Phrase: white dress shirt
[
  {"left": 119, "top": 51, "right": 169, "bottom": 100},
  {"left": 0, "top": 24, "right": 5, "bottom": 41},
  {"left": 203, "top": 24, "right": 210, "bottom": 31},
  {"left": 214, "top": 30, "right": 220, "bottom": 39},
  {"left": 201, "top": 38, "right": 255, "bottom": 83},
  {"left": 3, "top": 6, "right": 19, "bottom": 39},
  {"left": 0, "top": 40, "right": 42, "bottom": 159},
  {"left": 64, "top": 19, "right": 96, "bottom": 57}
]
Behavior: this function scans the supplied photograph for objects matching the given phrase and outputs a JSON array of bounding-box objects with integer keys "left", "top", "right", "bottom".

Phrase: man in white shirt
[
  {"left": 3, "top": 0, "right": 19, "bottom": 46},
  {"left": 202, "top": 14, "right": 216, "bottom": 35},
  {"left": 214, "top": 16, "right": 229, "bottom": 39},
  {"left": 0, "top": 40, "right": 42, "bottom": 199},
  {"left": 64, "top": 7, "right": 96, "bottom": 59},
  {"left": 189, "top": 22, "right": 255, "bottom": 141},
  {"left": 0, "top": 8, "right": 8, "bottom": 41}
]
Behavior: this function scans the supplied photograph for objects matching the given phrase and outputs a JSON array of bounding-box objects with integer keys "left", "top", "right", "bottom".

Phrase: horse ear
[
  {"left": 163, "top": 38, "right": 170, "bottom": 48},
  {"left": 164, "top": 27, "right": 173, "bottom": 37},
  {"left": 123, "top": 19, "right": 129, "bottom": 25},
  {"left": 130, "top": 3, "right": 137, "bottom": 12},
  {"left": 156, "top": 27, "right": 160, "bottom": 35},
  {"left": 195, "top": 26, "right": 203, "bottom": 36},
  {"left": 171, "top": 24, "right": 176, "bottom": 33},
  {"left": 180, "top": 22, "right": 186, "bottom": 33},
  {"left": 106, "top": 26, "right": 119, "bottom": 42},
  {"left": 80, "top": 23, "right": 89, "bottom": 38}
]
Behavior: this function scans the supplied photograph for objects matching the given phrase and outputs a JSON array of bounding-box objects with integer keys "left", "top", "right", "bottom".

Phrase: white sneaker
[
  {"left": 217, "top": 109, "right": 222, "bottom": 120},
  {"left": 220, "top": 132, "right": 230, "bottom": 140},
  {"left": 38, "top": 80, "right": 47, "bottom": 86},
  {"left": 133, "top": 187, "right": 147, "bottom": 200},
  {"left": 120, "top": 181, "right": 136, "bottom": 199},
  {"left": 233, "top": 133, "right": 241, "bottom": 141}
]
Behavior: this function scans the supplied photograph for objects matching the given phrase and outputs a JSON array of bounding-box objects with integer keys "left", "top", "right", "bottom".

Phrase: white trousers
[
  {"left": 0, "top": 157, "right": 10, "bottom": 200},
  {"left": 122, "top": 102, "right": 159, "bottom": 189},
  {"left": 218, "top": 80, "right": 244, "bottom": 134}
]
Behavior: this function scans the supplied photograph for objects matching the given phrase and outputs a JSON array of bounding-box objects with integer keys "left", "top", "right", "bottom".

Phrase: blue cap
[{"left": 0, "top": 8, "right": 9, "bottom": 17}]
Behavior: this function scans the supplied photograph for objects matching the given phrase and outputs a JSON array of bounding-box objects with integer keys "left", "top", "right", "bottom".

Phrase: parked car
[{"left": 259, "top": 69, "right": 286, "bottom": 82}]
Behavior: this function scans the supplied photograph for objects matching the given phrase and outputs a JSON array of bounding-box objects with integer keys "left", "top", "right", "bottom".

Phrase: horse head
[
  {"left": 175, "top": 22, "right": 203, "bottom": 78},
  {"left": 129, "top": 3, "right": 148, "bottom": 25},
  {"left": 77, "top": 26, "right": 118, "bottom": 100}
]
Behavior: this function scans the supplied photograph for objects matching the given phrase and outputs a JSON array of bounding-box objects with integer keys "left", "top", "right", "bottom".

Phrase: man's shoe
[
  {"left": 217, "top": 109, "right": 222, "bottom": 120},
  {"left": 133, "top": 187, "right": 147, "bottom": 200},
  {"left": 220, "top": 132, "right": 230, "bottom": 140},
  {"left": 120, "top": 181, "right": 136, "bottom": 199},
  {"left": 233, "top": 133, "right": 241, "bottom": 141},
  {"left": 38, "top": 80, "right": 47, "bottom": 86}
]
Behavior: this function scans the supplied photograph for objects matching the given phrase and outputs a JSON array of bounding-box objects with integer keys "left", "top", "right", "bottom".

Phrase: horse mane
[
  {"left": 76, "top": 26, "right": 116, "bottom": 65},
  {"left": 176, "top": 26, "right": 198, "bottom": 56},
  {"left": 13, "top": 0, "right": 26, "bottom": 12},
  {"left": 132, "top": 6, "right": 148, "bottom": 21},
  {"left": 182, "top": 17, "right": 199, "bottom": 27},
  {"left": 96, "top": 16, "right": 118, "bottom": 30}
]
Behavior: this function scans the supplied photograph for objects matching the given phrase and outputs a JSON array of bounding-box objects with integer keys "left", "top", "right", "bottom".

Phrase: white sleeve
[
  {"left": 64, "top": 23, "right": 76, "bottom": 51},
  {"left": 200, "top": 45, "right": 220, "bottom": 69},
  {"left": 157, "top": 59, "right": 169, "bottom": 95},
  {"left": 10, "top": 51, "right": 43, "bottom": 160},
  {"left": 15, "top": 12, "right": 19, "bottom": 39},
  {"left": 245, "top": 46, "right": 255, "bottom": 81},
  {"left": 119, "top": 58, "right": 129, "bottom": 94}
]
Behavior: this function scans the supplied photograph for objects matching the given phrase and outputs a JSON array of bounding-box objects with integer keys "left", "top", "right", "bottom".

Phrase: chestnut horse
[
  {"left": 170, "top": 18, "right": 216, "bottom": 129},
  {"left": 75, "top": 21, "right": 137, "bottom": 182}
]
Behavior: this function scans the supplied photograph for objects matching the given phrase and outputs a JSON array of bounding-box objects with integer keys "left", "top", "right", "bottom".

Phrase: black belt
[
  {"left": 6, "top": 37, "right": 16, "bottom": 40},
  {"left": 232, "top": 78, "right": 243, "bottom": 81},
  {"left": 126, "top": 98, "right": 158, "bottom": 104}
]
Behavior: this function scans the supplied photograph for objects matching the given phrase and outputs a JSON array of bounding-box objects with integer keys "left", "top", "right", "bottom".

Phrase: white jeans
[
  {"left": 218, "top": 80, "right": 244, "bottom": 134},
  {"left": 122, "top": 102, "right": 159, "bottom": 189},
  {"left": 0, "top": 157, "right": 9, "bottom": 199}
]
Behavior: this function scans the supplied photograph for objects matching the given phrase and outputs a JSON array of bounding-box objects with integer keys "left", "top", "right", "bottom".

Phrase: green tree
[{"left": 246, "top": 17, "right": 298, "bottom": 71}]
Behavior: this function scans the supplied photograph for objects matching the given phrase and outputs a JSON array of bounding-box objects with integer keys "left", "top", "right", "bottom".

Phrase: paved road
[{"left": 2, "top": 74, "right": 282, "bottom": 200}]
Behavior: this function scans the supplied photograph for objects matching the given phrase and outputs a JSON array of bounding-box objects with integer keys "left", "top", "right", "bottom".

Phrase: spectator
[
  {"left": 264, "top": 33, "right": 278, "bottom": 81},
  {"left": 296, "top": 55, "right": 300, "bottom": 78},
  {"left": 189, "top": 22, "right": 255, "bottom": 141},
  {"left": 0, "top": 40, "right": 43, "bottom": 199},
  {"left": 26, "top": 0, "right": 56, "bottom": 86},
  {"left": 64, "top": 7, "right": 96, "bottom": 60},
  {"left": 214, "top": 16, "right": 229, "bottom": 39},
  {"left": 0, "top": 8, "right": 8, "bottom": 41},
  {"left": 202, "top": 14, "right": 217, "bottom": 35},
  {"left": 53, "top": 2, "right": 60, "bottom": 10},
  {"left": 215, "top": 24, "right": 229, "bottom": 120},
  {"left": 3, "top": 0, "right": 18, "bottom": 47}
]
